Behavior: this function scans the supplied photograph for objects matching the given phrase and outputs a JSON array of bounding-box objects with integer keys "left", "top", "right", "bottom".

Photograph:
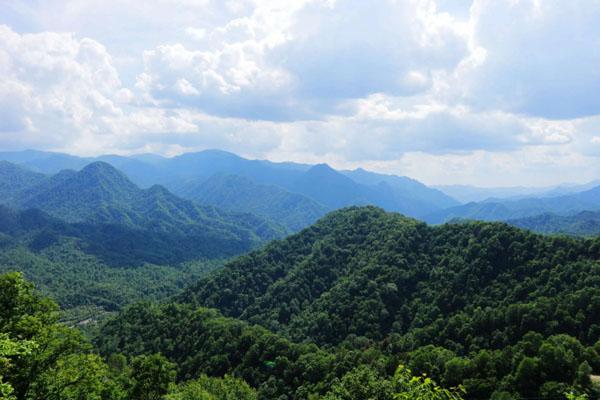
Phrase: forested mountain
[
  {"left": 175, "top": 174, "right": 328, "bottom": 231},
  {"left": 507, "top": 211, "right": 600, "bottom": 236},
  {"left": 0, "top": 149, "right": 459, "bottom": 223},
  {"left": 0, "top": 204, "right": 225, "bottom": 326},
  {"left": 425, "top": 185, "right": 600, "bottom": 224},
  {"left": 0, "top": 161, "right": 47, "bottom": 204},
  {"left": 0, "top": 161, "right": 286, "bottom": 323},
  {"left": 0, "top": 161, "right": 283, "bottom": 248},
  {"left": 138, "top": 206, "right": 599, "bottom": 399},
  {"left": 1, "top": 272, "right": 465, "bottom": 400}
]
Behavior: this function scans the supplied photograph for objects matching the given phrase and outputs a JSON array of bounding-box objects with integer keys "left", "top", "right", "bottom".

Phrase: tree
[
  {"left": 322, "top": 366, "right": 393, "bottom": 400},
  {"left": 0, "top": 333, "right": 35, "bottom": 400},
  {"left": 165, "top": 374, "right": 257, "bottom": 400},
  {"left": 0, "top": 272, "right": 123, "bottom": 399},
  {"left": 392, "top": 365, "right": 465, "bottom": 400},
  {"left": 129, "top": 353, "right": 176, "bottom": 400}
]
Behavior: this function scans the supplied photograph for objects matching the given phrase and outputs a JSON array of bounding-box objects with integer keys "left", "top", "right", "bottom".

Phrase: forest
[
  {"left": 96, "top": 207, "right": 600, "bottom": 400},
  {"left": 0, "top": 159, "right": 599, "bottom": 399}
]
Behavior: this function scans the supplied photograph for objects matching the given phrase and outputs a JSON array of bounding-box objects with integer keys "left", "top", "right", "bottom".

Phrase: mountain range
[
  {"left": 1, "top": 149, "right": 599, "bottom": 236},
  {"left": 0, "top": 149, "right": 459, "bottom": 224},
  {"left": 0, "top": 161, "right": 284, "bottom": 261},
  {"left": 425, "top": 185, "right": 600, "bottom": 224}
]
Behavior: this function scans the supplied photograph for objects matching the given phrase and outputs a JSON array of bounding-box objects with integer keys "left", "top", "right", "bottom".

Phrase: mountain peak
[
  {"left": 307, "top": 163, "right": 336, "bottom": 175},
  {"left": 80, "top": 161, "right": 121, "bottom": 175},
  {"left": 79, "top": 161, "right": 136, "bottom": 187}
]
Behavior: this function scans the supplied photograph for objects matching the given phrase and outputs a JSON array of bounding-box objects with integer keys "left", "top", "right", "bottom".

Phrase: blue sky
[{"left": 0, "top": 0, "right": 599, "bottom": 186}]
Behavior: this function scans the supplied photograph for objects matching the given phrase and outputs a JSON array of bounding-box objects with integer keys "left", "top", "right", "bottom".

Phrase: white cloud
[
  {"left": 135, "top": 0, "right": 469, "bottom": 120},
  {"left": 458, "top": 0, "right": 600, "bottom": 119},
  {"left": 0, "top": 1, "right": 598, "bottom": 186}
]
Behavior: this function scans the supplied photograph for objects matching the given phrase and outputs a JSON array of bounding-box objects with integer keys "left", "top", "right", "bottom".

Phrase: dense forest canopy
[
  {"left": 0, "top": 158, "right": 598, "bottom": 399},
  {"left": 1, "top": 272, "right": 471, "bottom": 400},
  {"left": 98, "top": 207, "right": 600, "bottom": 399}
]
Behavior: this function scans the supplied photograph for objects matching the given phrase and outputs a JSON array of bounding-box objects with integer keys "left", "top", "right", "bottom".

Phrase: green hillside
[
  {"left": 97, "top": 207, "right": 600, "bottom": 399},
  {"left": 176, "top": 174, "right": 328, "bottom": 231},
  {"left": 507, "top": 211, "right": 600, "bottom": 237}
]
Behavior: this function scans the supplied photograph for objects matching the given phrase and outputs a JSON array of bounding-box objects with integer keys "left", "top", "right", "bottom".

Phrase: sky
[{"left": 0, "top": 0, "right": 599, "bottom": 187}]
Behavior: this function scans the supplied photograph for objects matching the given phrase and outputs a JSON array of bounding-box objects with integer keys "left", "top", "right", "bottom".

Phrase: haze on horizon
[{"left": 1, "top": 0, "right": 599, "bottom": 187}]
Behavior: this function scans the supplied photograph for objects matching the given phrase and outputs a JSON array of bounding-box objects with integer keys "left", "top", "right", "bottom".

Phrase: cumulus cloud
[
  {"left": 0, "top": 0, "right": 598, "bottom": 186},
  {"left": 0, "top": 25, "right": 124, "bottom": 148},
  {"left": 459, "top": 0, "right": 600, "bottom": 119},
  {"left": 136, "top": 0, "right": 469, "bottom": 120}
]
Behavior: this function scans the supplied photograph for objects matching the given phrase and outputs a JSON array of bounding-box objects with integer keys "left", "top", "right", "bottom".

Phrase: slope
[
  {"left": 102, "top": 206, "right": 600, "bottom": 399},
  {"left": 507, "top": 210, "right": 600, "bottom": 236},
  {"left": 175, "top": 174, "right": 328, "bottom": 231},
  {"left": 2, "top": 161, "right": 284, "bottom": 250}
]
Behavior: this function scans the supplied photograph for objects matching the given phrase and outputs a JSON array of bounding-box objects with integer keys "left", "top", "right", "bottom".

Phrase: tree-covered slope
[
  {"left": 1, "top": 161, "right": 285, "bottom": 252},
  {"left": 0, "top": 161, "right": 47, "bottom": 204},
  {"left": 99, "top": 206, "right": 600, "bottom": 399},
  {"left": 175, "top": 174, "right": 328, "bottom": 231},
  {"left": 181, "top": 207, "right": 600, "bottom": 348},
  {"left": 0, "top": 205, "right": 224, "bottom": 324},
  {"left": 507, "top": 210, "right": 600, "bottom": 237},
  {"left": 0, "top": 149, "right": 461, "bottom": 222}
]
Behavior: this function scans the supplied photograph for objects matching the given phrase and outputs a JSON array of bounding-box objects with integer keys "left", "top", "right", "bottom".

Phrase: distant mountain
[
  {"left": 343, "top": 168, "right": 458, "bottom": 213},
  {"left": 433, "top": 184, "right": 550, "bottom": 203},
  {"left": 0, "top": 149, "right": 90, "bottom": 173},
  {"left": 0, "top": 149, "right": 460, "bottom": 222},
  {"left": 0, "top": 161, "right": 285, "bottom": 258},
  {"left": 0, "top": 161, "right": 47, "bottom": 203},
  {"left": 435, "top": 180, "right": 600, "bottom": 203},
  {"left": 175, "top": 174, "right": 328, "bottom": 231},
  {"left": 424, "top": 185, "right": 600, "bottom": 224},
  {"left": 507, "top": 210, "right": 600, "bottom": 236}
]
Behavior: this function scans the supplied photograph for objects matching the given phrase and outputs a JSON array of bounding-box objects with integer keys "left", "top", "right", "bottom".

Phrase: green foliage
[
  {"left": 95, "top": 303, "right": 345, "bottom": 398},
  {"left": 392, "top": 365, "right": 465, "bottom": 400},
  {"left": 0, "top": 334, "right": 35, "bottom": 400},
  {"left": 129, "top": 353, "right": 176, "bottom": 400},
  {"left": 321, "top": 365, "right": 393, "bottom": 400},
  {"left": 0, "top": 235, "right": 223, "bottom": 326},
  {"left": 178, "top": 174, "right": 328, "bottom": 232},
  {"left": 175, "top": 206, "right": 600, "bottom": 398},
  {"left": 165, "top": 374, "right": 257, "bottom": 400},
  {"left": 321, "top": 365, "right": 465, "bottom": 400},
  {"left": 0, "top": 272, "right": 122, "bottom": 399}
]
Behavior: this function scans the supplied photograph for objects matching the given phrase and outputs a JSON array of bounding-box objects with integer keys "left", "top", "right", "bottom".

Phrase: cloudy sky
[{"left": 1, "top": 0, "right": 599, "bottom": 186}]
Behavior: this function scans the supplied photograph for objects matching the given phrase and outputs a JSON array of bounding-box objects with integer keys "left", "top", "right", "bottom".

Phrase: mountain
[
  {"left": 287, "top": 163, "right": 381, "bottom": 209},
  {"left": 175, "top": 174, "right": 328, "bottom": 231},
  {"left": 0, "top": 149, "right": 460, "bottom": 222},
  {"left": 507, "top": 210, "right": 600, "bottom": 236},
  {"left": 344, "top": 168, "right": 458, "bottom": 213},
  {"left": 433, "top": 184, "right": 550, "bottom": 203},
  {"left": 0, "top": 204, "right": 225, "bottom": 327},
  {"left": 0, "top": 161, "right": 285, "bottom": 256},
  {"left": 100, "top": 206, "right": 600, "bottom": 399},
  {"left": 425, "top": 185, "right": 600, "bottom": 224},
  {"left": 0, "top": 149, "right": 90, "bottom": 173},
  {"left": 435, "top": 180, "right": 600, "bottom": 203},
  {"left": 0, "top": 161, "right": 47, "bottom": 204}
]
